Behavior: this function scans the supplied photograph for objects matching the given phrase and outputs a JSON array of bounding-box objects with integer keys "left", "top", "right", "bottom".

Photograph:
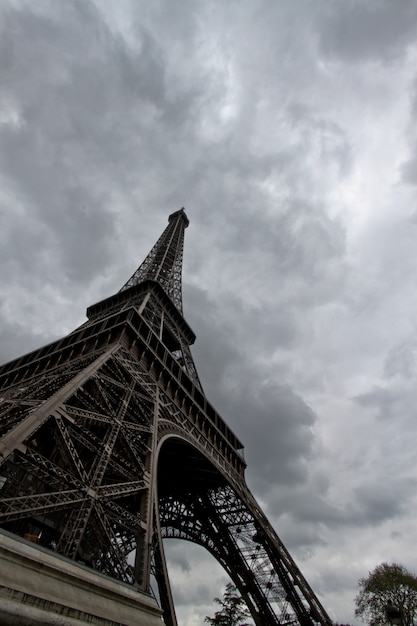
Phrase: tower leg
[
  {"left": 159, "top": 482, "right": 330, "bottom": 626},
  {"left": 152, "top": 506, "right": 178, "bottom": 626}
]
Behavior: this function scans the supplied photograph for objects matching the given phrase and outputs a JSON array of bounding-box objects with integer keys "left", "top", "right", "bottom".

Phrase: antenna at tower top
[
  {"left": 119, "top": 208, "right": 189, "bottom": 313},
  {"left": 169, "top": 207, "right": 189, "bottom": 227}
]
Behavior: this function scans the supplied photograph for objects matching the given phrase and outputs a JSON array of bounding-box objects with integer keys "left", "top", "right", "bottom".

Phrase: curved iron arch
[{"left": 155, "top": 435, "right": 322, "bottom": 626}]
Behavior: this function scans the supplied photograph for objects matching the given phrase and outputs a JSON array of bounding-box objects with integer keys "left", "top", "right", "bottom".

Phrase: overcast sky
[{"left": 1, "top": 1, "right": 417, "bottom": 624}]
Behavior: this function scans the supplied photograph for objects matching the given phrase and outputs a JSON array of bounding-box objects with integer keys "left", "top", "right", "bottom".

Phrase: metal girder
[
  {"left": 98, "top": 480, "right": 147, "bottom": 499},
  {"left": 0, "top": 489, "right": 84, "bottom": 522},
  {"left": 94, "top": 500, "right": 135, "bottom": 583}
]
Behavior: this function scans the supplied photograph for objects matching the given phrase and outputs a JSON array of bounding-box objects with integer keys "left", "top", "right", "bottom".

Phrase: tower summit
[
  {"left": 0, "top": 211, "right": 332, "bottom": 626},
  {"left": 120, "top": 209, "right": 189, "bottom": 313}
]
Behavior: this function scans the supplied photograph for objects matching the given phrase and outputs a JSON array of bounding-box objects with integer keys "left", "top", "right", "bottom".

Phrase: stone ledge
[{"left": 0, "top": 530, "right": 163, "bottom": 626}]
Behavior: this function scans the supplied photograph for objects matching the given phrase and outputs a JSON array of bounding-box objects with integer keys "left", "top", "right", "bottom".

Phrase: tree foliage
[
  {"left": 205, "top": 582, "right": 251, "bottom": 625},
  {"left": 355, "top": 563, "right": 417, "bottom": 626}
]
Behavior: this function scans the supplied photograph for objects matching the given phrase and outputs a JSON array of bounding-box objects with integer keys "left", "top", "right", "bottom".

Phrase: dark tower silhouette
[{"left": 0, "top": 210, "right": 332, "bottom": 626}]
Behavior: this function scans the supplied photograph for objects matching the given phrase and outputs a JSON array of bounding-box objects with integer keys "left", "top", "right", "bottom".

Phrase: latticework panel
[
  {"left": 0, "top": 354, "right": 99, "bottom": 439},
  {"left": 120, "top": 209, "right": 188, "bottom": 313},
  {"left": 139, "top": 293, "right": 203, "bottom": 391},
  {"left": 0, "top": 346, "right": 158, "bottom": 588}
]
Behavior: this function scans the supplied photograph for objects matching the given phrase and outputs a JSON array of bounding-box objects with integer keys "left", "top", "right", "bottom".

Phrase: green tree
[
  {"left": 355, "top": 563, "right": 417, "bottom": 626},
  {"left": 205, "top": 582, "right": 251, "bottom": 625}
]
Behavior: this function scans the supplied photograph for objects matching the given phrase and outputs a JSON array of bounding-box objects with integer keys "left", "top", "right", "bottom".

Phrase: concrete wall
[{"left": 0, "top": 530, "right": 163, "bottom": 625}]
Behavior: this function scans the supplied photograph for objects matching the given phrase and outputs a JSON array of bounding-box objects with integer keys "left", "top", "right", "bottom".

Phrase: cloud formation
[{"left": 1, "top": 1, "right": 417, "bottom": 624}]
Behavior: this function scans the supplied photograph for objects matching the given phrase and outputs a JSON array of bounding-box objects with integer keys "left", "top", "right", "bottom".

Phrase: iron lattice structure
[{"left": 0, "top": 209, "right": 332, "bottom": 626}]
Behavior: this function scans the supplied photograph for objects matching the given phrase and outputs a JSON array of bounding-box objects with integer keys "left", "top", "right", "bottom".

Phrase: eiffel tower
[{"left": 0, "top": 209, "right": 332, "bottom": 626}]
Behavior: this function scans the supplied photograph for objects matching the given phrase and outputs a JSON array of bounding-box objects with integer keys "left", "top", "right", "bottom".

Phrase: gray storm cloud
[{"left": 1, "top": 1, "right": 417, "bottom": 624}]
